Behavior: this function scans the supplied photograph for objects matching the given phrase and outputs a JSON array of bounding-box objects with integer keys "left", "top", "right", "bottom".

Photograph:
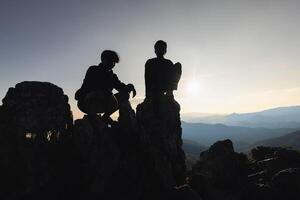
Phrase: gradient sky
[{"left": 1, "top": 0, "right": 300, "bottom": 119}]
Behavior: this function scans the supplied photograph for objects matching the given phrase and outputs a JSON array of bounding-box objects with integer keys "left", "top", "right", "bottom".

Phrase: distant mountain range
[
  {"left": 249, "top": 130, "right": 300, "bottom": 150},
  {"left": 181, "top": 121, "right": 298, "bottom": 152},
  {"left": 181, "top": 105, "right": 300, "bottom": 156},
  {"left": 181, "top": 105, "right": 300, "bottom": 129}
]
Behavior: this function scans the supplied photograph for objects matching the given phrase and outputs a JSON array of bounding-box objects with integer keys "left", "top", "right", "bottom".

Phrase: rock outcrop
[
  {"left": 190, "top": 139, "right": 249, "bottom": 200},
  {"left": 0, "top": 81, "right": 191, "bottom": 199},
  {"left": 190, "top": 141, "right": 300, "bottom": 200},
  {"left": 71, "top": 95, "right": 190, "bottom": 200},
  {"left": 72, "top": 100, "right": 144, "bottom": 200},
  {"left": 0, "top": 81, "right": 74, "bottom": 200},
  {"left": 1, "top": 81, "right": 73, "bottom": 143},
  {"left": 272, "top": 168, "right": 300, "bottom": 199},
  {"left": 136, "top": 96, "right": 186, "bottom": 189},
  {"left": 2, "top": 81, "right": 300, "bottom": 200}
]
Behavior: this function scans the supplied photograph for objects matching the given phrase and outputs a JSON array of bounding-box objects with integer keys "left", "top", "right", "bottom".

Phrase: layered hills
[{"left": 182, "top": 106, "right": 300, "bottom": 128}]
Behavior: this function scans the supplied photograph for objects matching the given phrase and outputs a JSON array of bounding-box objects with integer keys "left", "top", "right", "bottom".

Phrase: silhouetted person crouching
[
  {"left": 75, "top": 50, "right": 136, "bottom": 125},
  {"left": 145, "top": 40, "right": 182, "bottom": 114}
]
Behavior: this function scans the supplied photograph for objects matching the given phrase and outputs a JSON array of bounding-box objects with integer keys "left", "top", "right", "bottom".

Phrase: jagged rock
[
  {"left": 1, "top": 81, "right": 73, "bottom": 143},
  {"left": 190, "top": 139, "right": 249, "bottom": 200},
  {"left": 251, "top": 146, "right": 283, "bottom": 161},
  {"left": 169, "top": 185, "right": 202, "bottom": 200},
  {"left": 72, "top": 96, "right": 193, "bottom": 200},
  {"left": 0, "top": 81, "right": 74, "bottom": 200},
  {"left": 249, "top": 147, "right": 300, "bottom": 184},
  {"left": 271, "top": 168, "right": 300, "bottom": 199},
  {"left": 274, "top": 148, "right": 300, "bottom": 165},
  {"left": 189, "top": 141, "right": 300, "bottom": 200},
  {"left": 193, "top": 139, "right": 248, "bottom": 187},
  {"left": 73, "top": 100, "right": 144, "bottom": 200},
  {"left": 136, "top": 96, "right": 186, "bottom": 189},
  {"left": 4, "top": 81, "right": 300, "bottom": 200},
  {"left": 247, "top": 183, "right": 275, "bottom": 200},
  {"left": 243, "top": 148, "right": 300, "bottom": 200},
  {"left": 0, "top": 81, "right": 190, "bottom": 199}
]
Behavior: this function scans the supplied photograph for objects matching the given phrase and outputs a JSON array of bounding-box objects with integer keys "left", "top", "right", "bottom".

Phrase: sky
[{"left": 1, "top": 0, "right": 300, "bottom": 119}]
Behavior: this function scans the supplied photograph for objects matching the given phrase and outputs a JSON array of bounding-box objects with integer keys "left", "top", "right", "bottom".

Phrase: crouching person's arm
[{"left": 112, "top": 73, "right": 136, "bottom": 101}]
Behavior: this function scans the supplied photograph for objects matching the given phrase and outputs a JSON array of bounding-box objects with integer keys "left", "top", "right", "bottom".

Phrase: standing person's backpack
[{"left": 169, "top": 62, "right": 182, "bottom": 91}]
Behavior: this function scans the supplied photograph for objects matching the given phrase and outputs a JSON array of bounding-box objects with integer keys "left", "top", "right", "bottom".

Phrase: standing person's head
[
  {"left": 101, "top": 50, "right": 120, "bottom": 70},
  {"left": 154, "top": 40, "right": 167, "bottom": 57}
]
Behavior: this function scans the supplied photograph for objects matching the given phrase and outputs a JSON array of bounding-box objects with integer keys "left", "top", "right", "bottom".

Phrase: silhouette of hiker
[
  {"left": 145, "top": 40, "right": 182, "bottom": 114},
  {"left": 75, "top": 50, "right": 136, "bottom": 125}
]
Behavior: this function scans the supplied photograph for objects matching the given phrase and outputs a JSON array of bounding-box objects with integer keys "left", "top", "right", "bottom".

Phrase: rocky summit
[
  {"left": 0, "top": 81, "right": 300, "bottom": 200},
  {"left": 136, "top": 96, "right": 186, "bottom": 188},
  {"left": 0, "top": 82, "right": 192, "bottom": 200}
]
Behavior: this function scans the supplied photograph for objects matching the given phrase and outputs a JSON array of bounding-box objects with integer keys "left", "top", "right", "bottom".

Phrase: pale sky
[{"left": 1, "top": 0, "right": 300, "bottom": 119}]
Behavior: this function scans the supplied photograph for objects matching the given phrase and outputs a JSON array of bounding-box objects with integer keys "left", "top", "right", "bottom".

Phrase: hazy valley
[{"left": 182, "top": 106, "right": 300, "bottom": 156}]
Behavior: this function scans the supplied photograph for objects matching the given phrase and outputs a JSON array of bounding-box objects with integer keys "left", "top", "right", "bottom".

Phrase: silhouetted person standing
[
  {"left": 75, "top": 50, "right": 136, "bottom": 125},
  {"left": 145, "top": 40, "right": 182, "bottom": 114}
]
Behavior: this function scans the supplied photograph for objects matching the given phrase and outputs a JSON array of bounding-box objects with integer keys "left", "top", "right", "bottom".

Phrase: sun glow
[{"left": 186, "top": 79, "right": 201, "bottom": 96}]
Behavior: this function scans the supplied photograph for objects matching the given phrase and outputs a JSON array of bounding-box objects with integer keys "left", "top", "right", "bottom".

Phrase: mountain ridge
[
  {"left": 249, "top": 130, "right": 300, "bottom": 150},
  {"left": 181, "top": 105, "right": 300, "bottom": 128},
  {"left": 181, "top": 121, "right": 298, "bottom": 151}
]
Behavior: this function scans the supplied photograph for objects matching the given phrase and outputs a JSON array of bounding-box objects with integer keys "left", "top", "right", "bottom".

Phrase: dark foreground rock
[
  {"left": 272, "top": 168, "right": 300, "bottom": 199},
  {"left": 136, "top": 96, "right": 186, "bottom": 188},
  {"left": 135, "top": 96, "right": 190, "bottom": 199},
  {"left": 0, "top": 81, "right": 75, "bottom": 200},
  {"left": 189, "top": 141, "right": 300, "bottom": 200},
  {"left": 1, "top": 81, "right": 73, "bottom": 140},
  {"left": 72, "top": 100, "right": 144, "bottom": 200},
  {"left": 190, "top": 139, "right": 249, "bottom": 200},
  {"left": 0, "top": 82, "right": 196, "bottom": 200},
  {"left": 1, "top": 81, "right": 300, "bottom": 200}
]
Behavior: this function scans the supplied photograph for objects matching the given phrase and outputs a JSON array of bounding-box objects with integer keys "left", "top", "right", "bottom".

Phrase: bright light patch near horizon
[{"left": 186, "top": 79, "right": 201, "bottom": 96}]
